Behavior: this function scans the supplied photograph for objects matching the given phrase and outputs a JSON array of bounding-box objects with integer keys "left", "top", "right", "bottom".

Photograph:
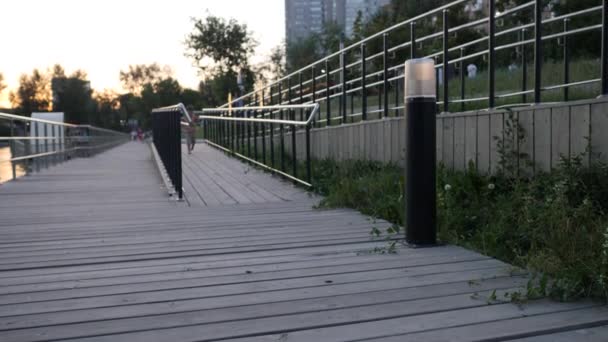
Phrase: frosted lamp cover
[{"left": 404, "top": 58, "right": 436, "bottom": 99}]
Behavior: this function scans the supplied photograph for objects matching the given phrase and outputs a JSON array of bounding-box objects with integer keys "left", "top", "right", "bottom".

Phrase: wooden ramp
[{"left": 0, "top": 142, "right": 606, "bottom": 342}]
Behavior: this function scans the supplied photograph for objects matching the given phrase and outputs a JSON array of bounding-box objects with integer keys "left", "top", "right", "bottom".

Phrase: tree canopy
[{"left": 119, "top": 63, "right": 172, "bottom": 95}]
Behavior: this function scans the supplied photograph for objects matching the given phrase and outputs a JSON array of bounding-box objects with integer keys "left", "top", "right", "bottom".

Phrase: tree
[
  {"left": 93, "top": 89, "right": 121, "bottom": 129},
  {"left": 286, "top": 35, "right": 320, "bottom": 72},
  {"left": 0, "top": 73, "right": 6, "bottom": 96},
  {"left": 10, "top": 69, "right": 51, "bottom": 115},
  {"left": 185, "top": 14, "right": 258, "bottom": 103},
  {"left": 119, "top": 63, "right": 172, "bottom": 95},
  {"left": 52, "top": 68, "right": 94, "bottom": 124},
  {"left": 185, "top": 14, "right": 257, "bottom": 75}
]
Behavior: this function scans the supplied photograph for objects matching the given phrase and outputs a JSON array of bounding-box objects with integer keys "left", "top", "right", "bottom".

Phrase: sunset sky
[{"left": 0, "top": 0, "right": 285, "bottom": 107}]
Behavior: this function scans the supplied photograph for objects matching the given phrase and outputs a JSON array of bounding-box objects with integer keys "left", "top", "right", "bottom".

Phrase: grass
[
  {"left": 309, "top": 156, "right": 608, "bottom": 302},
  {"left": 312, "top": 58, "right": 602, "bottom": 124}
]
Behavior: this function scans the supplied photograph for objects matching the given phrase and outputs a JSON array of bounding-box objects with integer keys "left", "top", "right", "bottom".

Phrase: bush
[{"left": 313, "top": 157, "right": 608, "bottom": 302}]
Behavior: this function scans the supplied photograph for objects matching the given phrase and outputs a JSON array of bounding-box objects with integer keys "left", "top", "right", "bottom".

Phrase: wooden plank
[
  {"left": 436, "top": 116, "right": 443, "bottom": 166},
  {"left": 518, "top": 110, "right": 534, "bottom": 176},
  {"left": 442, "top": 116, "right": 454, "bottom": 171}
]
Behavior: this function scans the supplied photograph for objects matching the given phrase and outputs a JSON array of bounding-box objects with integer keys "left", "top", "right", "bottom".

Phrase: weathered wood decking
[{"left": 0, "top": 142, "right": 607, "bottom": 342}]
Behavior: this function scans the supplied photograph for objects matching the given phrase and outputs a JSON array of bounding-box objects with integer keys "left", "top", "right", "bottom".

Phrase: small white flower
[
  {"left": 488, "top": 183, "right": 495, "bottom": 190},
  {"left": 444, "top": 184, "right": 452, "bottom": 191}
]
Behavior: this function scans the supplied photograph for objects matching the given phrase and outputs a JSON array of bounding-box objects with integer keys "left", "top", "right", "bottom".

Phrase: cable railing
[
  {"left": 0, "top": 112, "right": 129, "bottom": 183},
  {"left": 219, "top": 0, "right": 607, "bottom": 126}
]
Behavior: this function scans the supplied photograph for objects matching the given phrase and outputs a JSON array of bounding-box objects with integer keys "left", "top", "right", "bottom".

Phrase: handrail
[
  {"left": 151, "top": 103, "right": 193, "bottom": 123},
  {"left": 218, "top": 0, "right": 606, "bottom": 117},
  {"left": 199, "top": 104, "right": 320, "bottom": 126},
  {"left": 0, "top": 112, "right": 129, "bottom": 182},
  {"left": 199, "top": 104, "right": 319, "bottom": 186}
]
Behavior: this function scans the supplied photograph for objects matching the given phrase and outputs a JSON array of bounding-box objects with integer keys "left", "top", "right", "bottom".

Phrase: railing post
[
  {"left": 443, "top": 9, "right": 450, "bottom": 112},
  {"left": 521, "top": 28, "right": 528, "bottom": 103},
  {"left": 174, "top": 111, "right": 183, "bottom": 199},
  {"left": 563, "top": 18, "right": 570, "bottom": 102},
  {"left": 279, "top": 82, "right": 285, "bottom": 172},
  {"left": 325, "top": 59, "right": 331, "bottom": 126},
  {"left": 361, "top": 43, "right": 368, "bottom": 121},
  {"left": 261, "top": 92, "right": 266, "bottom": 165},
  {"left": 34, "top": 123, "right": 39, "bottom": 172},
  {"left": 341, "top": 51, "right": 347, "bottom": 123},
  {"left": 383, "top": 32, "right": 389, "bottom": 118},
  {"left": 410, "top": 22, "right": 416, "bottom": 59},
  {"left": 488, "top": 1, "right": 495, "bottom": 108},
  {"left": 270, "top": 86, "right": 275, "bottom": 167},
  {"left": 44, "top": 124, "right": 48, "bottom": 169},
  {"left": 254, "top": 100, "right": 258, "bottom": 161},
  {"left": 460, "top": 48, "right": 465, "bottom": 112},
  {"left": 534, "top": 0, "right": 542, "bottom": 103},
  {"left": 291, "top": 110, "right": 297, "bottom": 179},
  {"left": 247, "top": 108, "right": 251, "bottom": 157},
  {"left": 9, "top": 119, "right": 16, "bottom": 180},
  {"left": 299, "top": 72, "right": 304, "bottom": 121},
  {"left": 601, "top": 0, "right": 608, "bottom": 95},
  {"left": 306, "top": 123, "right": 311, "bottom": 184},
  {"left": 311, "top": 66, "right": 317, "bottom": 127}
]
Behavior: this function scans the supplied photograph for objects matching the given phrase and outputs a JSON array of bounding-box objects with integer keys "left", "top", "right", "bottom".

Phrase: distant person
[
  {"left": 130, "top": 130, "right": 137, "bottom": 141},
  {"left": 137, "top": 128, "right": 143, "bottom": 142},
  {"left": 467, "top": 63, "right": 478, "bottom": 79},
  {"left": 185, "top": 106, "right": 197, "bottom": 154},
  {"left": 508, "top": 62, "right": 518, "bottom": 72}
]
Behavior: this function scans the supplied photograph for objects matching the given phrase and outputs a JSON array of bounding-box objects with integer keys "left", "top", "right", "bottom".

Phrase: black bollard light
[{"left": 404, "top": 58, "right": 437, "bottom": 246}]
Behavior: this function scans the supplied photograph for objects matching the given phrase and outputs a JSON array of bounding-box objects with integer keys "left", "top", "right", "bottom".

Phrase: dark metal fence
[
  {"left": 220, "top": 0, "right": 607, "bottom": 122},
  {"left": 151, "top": 105, "right": 188, "bottom": 199},
  {"left": 199, "top": 104, "right": 319, "bottom": 187},
  {"left": 0, "top": 112, "right": 129, "bottom": 183}
]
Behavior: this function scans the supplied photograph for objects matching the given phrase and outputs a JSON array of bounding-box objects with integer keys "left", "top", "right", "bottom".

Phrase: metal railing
[
  {"left": 199, "top": 104, "right": 320, "bottom": 187},
  {"left": 0, "top": 112, "right": 129, "bottom": 182},
  {"left": 220, "top": 0, "right": 607, "bottom": 123},
  {"left": 151, "top": 104, "right": 191, "bottom": 199}
]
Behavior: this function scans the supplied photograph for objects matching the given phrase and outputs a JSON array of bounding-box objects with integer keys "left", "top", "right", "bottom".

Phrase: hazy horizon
[{"left": 0, "top": 0, "right": 285, "bottom": 108}]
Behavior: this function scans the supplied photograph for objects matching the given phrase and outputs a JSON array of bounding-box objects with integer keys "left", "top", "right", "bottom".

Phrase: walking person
[{"left": 185, "top": 106, "right": 198, "bottom": 155}]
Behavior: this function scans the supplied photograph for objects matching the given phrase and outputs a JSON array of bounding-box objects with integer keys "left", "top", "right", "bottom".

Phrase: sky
[{"left": 0, "top": 0, "right": 285, "bottom": 107}]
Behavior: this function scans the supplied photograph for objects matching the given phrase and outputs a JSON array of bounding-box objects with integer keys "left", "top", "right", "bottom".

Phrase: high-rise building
[
  {"left": 285, "top": 0, "right": 326, "bottom": 43},
  {"left": 285, "top": 0, "right": 389, "bottom": 43}
]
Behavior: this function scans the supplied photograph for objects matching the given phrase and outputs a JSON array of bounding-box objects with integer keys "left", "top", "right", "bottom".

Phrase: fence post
[
  {"left": 410, "top": 22, "right": 416, "bottom": 59},
  {"left": 306, "top": 123, "right": 311, "bottom": 184},
  {"left": 341, "top": 51, "right": 347, "bottom": 123},
  {"left": 601, "top": 0, "right": 608, "bottom": 95},
  {"left": 279, "top": 82, "right": 285, "bottom": 172},
  {"left": 534, "top": 0, "right": 542, "bottom": 103},
  {"left": 460, "top": 48, "right": 465, "bottom": 112},
  {"left": 325, "top": 59, "right": 331, "bottom": 126},
  {"left": 9, "top": 119, "right": 16, "bottom": 180},
  {"left": 443, "top": 9, "right": 450, "bottom": 112},
  {"left": 521, "top": 28, "right": 527, "bottom": 103},
  {"left": 261, "top": 90, "right": 267, "bottom": 165},
  {"left": 253, "top": 96, "right": 258, "bottom": 161},
  {"left": 270, "top": 86, "right": 275, "bottom": 167},
  {"left": 383, "top": 32, "right": 389, "bottom": 118},
  {"left": 361, "top": 43, "right": 368, "bottom": 121},
  {"left": 563, "top": 18, "right": 570, "bottom": 102},
  {"left": 488, "top": 1, "right": 495, "bottom": 108},
  {"left": 299, "top": 72, "right": 304, "bottom": 121},
  {"left": 312, "top": 66, "right": 317, "bottom": 127}
]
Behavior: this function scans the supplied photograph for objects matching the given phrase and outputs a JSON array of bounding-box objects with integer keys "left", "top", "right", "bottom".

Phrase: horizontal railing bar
[
  {"left": 496, "top": 1, "right": 534, "bottom": 18},
  {"left": 0, "top": 112, "right": 77, "bottom": 127}
]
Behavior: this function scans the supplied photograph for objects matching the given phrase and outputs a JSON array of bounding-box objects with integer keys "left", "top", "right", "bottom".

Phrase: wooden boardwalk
[{"left": 0, "top": 142, "right": 607, "bottom": 342}]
